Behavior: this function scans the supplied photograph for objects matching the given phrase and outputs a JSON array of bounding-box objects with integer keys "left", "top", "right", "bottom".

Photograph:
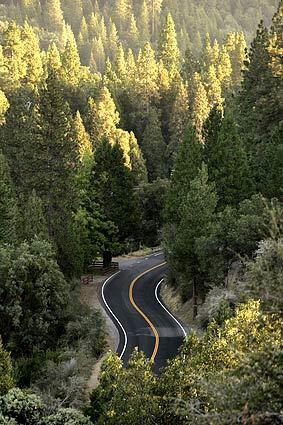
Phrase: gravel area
[{"left": 80, "top": 274, "right": 119, "bottom": 390}]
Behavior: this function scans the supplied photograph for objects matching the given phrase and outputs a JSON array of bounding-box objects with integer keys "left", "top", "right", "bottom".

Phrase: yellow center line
[{"left": 129, "top": 262, "right": 167, "bottom": 361}]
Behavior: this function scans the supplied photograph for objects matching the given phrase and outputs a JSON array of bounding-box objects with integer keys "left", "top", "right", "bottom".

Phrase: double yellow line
[{"left": 129, "top": 262, "right": 167, "bottom": 361}]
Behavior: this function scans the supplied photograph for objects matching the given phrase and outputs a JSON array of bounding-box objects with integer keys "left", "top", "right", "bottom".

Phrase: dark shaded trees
[{"left": 90, "top": 139, "right": 139, "bottom": 243}]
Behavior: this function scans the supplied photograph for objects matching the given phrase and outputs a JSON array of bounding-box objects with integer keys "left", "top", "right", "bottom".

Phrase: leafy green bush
[
  {"left": 32, "top": 349, "right": 92, "bottom": 410},
  {"left": 159, "top": 301, "right": 282, "bottom": 424},
  {"left": 0, "top": 388, "right": 44, "bottom": 425},
  {"left": 242, "top": 238, "right": 283, "bottom": 313},
  {"left": 14, "top": 350, "right": 61, "bottom": 389},
  {"left": 87, "top": 350, "right": 158, "bottom": 425},
  {"left": 0, "top": 239, "right": 70, "bottom": 357},
  {"left": 63, "top": 301, "right": 106, "bottom": 358},
  {"left": 0, "top": 415, "right": 17, "bottom": 424},
  {"left": 41, "top": 408, "right": 92, "bottom": 425},
  {"left": 0, "top": 389, "right": 94, "bottom": 425}
]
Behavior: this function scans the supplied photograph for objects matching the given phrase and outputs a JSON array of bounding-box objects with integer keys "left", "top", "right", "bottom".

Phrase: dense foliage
[
  {"left": 164, "top": 1, "right": 283, "bottom": 307},
  {"left": 87, "top": 235, "right": 283, "bottom": 424}
]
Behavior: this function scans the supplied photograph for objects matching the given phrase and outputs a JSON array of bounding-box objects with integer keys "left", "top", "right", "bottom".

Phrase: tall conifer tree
[
  {"left": 165, "top": 124, "right": 203, "bottom": 224},
  {"left": 158, "top": 13, "right": 180, "bottom": 80},
  {"left": 43, "top": 0, "right": 65, "bottom": 32},
  {"left": 141, "top": 107, "right": 166, "bottom": 181},
  {"left": 39, "top": 69, "right": 79, "bottom": 273},
  {"left": 91, "top": 139, "right": 138, "bottom": 242},
  {"left": 204, "top": 110, "right": 250, "bottom": 208},
  {"left": 0, "top": 152, "right": 18, "bottom": 245}
]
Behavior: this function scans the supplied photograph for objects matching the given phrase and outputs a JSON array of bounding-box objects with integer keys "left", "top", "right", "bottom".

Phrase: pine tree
[
  {"left": 128, "top": 14, "right": 139, "bottom": 50},
  {"left": 269, "top": 0, "right": 283, "bottom": 77},
  {"left": 135, "top": 42, "right": 159, "bottom": 112},
  {"left": 61, "top": 0, "right": 83, "bottom": 34},
  {"left": 172, "top": 164, "right": 218, "bottom": 309},
  {"left": 158, "top": 13, "right": 180, "bottom": 80},
  {"left": 115, "top": 43, "right": 127, "bottom": 82},
  {"left": 90, "top": 37, "right": 105, "bottom": 72},
  {"left": 217, "top": 46, "right": 232, "bottom": 91},
  {"left": 230, "top": 32, "right": 247, "bottom": 86},
  {"left": 212, "top": 39, "right": 220, "bottom": 65},
  {"left": 1, "top": 22, "right": 26, "bottom": 92},
  {"left": 88, "top": 12, "right": 99, "bottom": 38},
  {"left": 61, "top": 28, "right": 82, "bottom": 86},
  {"left": 47, "top": 42, "right": 62, "bottom": 72},
  {"left": 139, "top": 0, "right": 150, "bottom": 43},
  {"left": 79, "top": 16, "right": 89, "bottom": 42},
  {"left": 165, "top": 123, "right": 203, "bottom": 224},
  {"left": 201, "top": 33, "right": 213, "bottom": 71},
  {"left": 99, "top": 17, "right": 107, "bottom": 42},
  {"left": 204, "top": 111, "right": 250, "bottom": 208},
  {"left": 167, "top": 79, "right": 189, "bottom": 166},
  {"left": 129, "top": 132, "right": 148, "bottom": 185},
  {"left": 90, "top": 139, "right": 138, "bottom": 242},
  {"left": 182, "top": 47, "right": 198, "bottom": 85},
  {"left": 141, "top": 107, "right": 167, "bottom": 181},
  {"left": 115, "top": 0, "right": 132, "bottom": 30},
  {"left": 21, "top": 22, "right": 43, "bottom": 88},
  {"left": 87, "top": 87, "right": 120, "bottom": 147},
  {"left": 20, "top": 190, "right": 48, "bottom": 242},
  {"left": 147, "top": 0, "right": 163, "bottom": 39},
  {"left": 158, "top": 60, "right": 170, "bottom": 96},
  {"left": 205, "top": 65, "right": 223, "bottom": 108},
  {"left": 254, "top": 123, "right": 283, "bottom": 198},
  {"left": 73, "top": 111, "right": 92, "bottom": 161},
  {"left": 39, "top": 69, "right": 79, "bottom": 273},
  {"left": 43, "top": 0, "right": 65, "bottom": 32},
  {"left": 103, "top": 57, "right": 118, "bottom": 89},
  {"left": 107, "top": 21, "right": 119, "bottom": 61},
  {"left": 0, "top": 89, "right": 42, "bottom": 197},
  {"left": 238, "top": 21, "right": 281, "bottom": 145},
  {"left": 191, "top": 72, "right": 210, "bottom": 138},
  {"left": 0, "top": 152, "right": 18, "bottom": 245}
]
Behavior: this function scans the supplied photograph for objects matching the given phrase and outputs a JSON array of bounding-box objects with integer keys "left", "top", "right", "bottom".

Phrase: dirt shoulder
[
  {"left": 80, "top": 274, "right": 119, "bottom": 390},
  {"left": 160, "top": 280, "right": 199, "bottom": 331}
]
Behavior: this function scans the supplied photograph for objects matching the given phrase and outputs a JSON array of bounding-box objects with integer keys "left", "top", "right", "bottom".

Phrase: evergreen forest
[{"left": 0, "top": 0, "right": 282, "bottom": 424}]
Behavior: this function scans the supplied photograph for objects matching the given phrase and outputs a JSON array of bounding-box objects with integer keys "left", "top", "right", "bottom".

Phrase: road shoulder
[{"left": 80, "top": 274, "right": 119, "bottom": 390}]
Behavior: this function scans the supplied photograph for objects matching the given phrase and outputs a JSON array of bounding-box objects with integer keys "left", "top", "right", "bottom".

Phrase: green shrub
[
  {"left": 0, "top": 239, "right": 70, "bottom": 357},
  {"left": 41, "top": 408, "right": 92, "bottom": 425},
  {"left": 32, "top": 349, "right": 92, "bottom": 410},
  {"left": 0, "top": 388, "right": 44, "bottom": 425}
]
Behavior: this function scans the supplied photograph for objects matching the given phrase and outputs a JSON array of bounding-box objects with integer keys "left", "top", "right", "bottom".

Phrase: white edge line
[
  {"left": 155, "top": 279, "right": 187, "bottom": 338},
  {"left": 101, "top": 271, "right": 128, "bottom": 360}
]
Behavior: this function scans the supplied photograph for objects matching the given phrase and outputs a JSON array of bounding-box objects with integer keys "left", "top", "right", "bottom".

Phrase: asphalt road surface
[{"left": 101, "top": 252, "right": 187, "bottom": 373}]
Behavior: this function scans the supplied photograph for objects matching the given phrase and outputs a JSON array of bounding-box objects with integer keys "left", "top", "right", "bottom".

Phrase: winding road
[{"left": 101, "top": 253, "right": 187, "bottom": 373}]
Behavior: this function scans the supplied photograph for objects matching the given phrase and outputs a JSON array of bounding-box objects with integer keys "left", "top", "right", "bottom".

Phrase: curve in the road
[
  {"left": 129, "top": 262, "right": 167, "bottom": 361},
  {"left": 155, "top": 279, "right": 187, "bottom": 338},
  {"left": 101, "top": 271, "right": 128, "bottom": 359},
  {"left": 101, "top": 258, "right": 187, "bottom": 369}
]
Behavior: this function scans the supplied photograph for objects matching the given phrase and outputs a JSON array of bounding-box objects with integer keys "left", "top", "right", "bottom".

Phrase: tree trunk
[{"left": 192, "top": 278, "right": 198, "bottom": 319}]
